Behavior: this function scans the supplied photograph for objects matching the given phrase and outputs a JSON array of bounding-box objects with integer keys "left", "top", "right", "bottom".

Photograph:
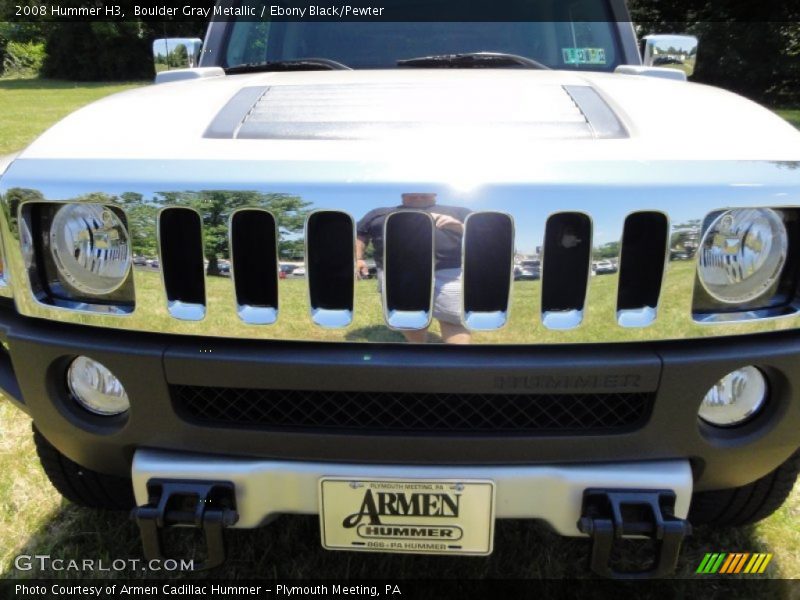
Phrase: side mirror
[
  {"left": 153, "top": 38, "right": 203, "bottom": 72},
  {"left": 641, "top": 35, "right": 699, "bottom": 78}
]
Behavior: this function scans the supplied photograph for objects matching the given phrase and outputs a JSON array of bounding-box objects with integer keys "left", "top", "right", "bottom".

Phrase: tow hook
[
  {"left": 577, "top": 489, "right": 691, "bottom": 579},
  {"left": 132, "top": 480, "right": 239, "bottom": 570}
]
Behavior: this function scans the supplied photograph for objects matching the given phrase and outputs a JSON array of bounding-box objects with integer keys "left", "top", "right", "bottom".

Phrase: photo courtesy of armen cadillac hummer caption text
[{"left": 1, "top": 0, "right": 800, "bottom": 582}]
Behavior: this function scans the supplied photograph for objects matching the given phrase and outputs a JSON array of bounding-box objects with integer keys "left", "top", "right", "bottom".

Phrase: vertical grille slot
[
  {"left": 383, "top": 211, "right": 434, "bottom": 329},
  {"left": 463, "top": 212, "right": 514, "bottom": 330},
  {"left": 230, "top": 209, "right": 278, "bottom": 325},
  {"left": 541, "top": 212, "right": 592, "bottom": 330},
  {"left": 306, "top": 210, "right": 355, "bottom": 328},
  {"left": 617, "top": 211, "right": 669, "bottom": 327},
  {"left": 158, "top": 207, "right": 206, "bottom": 321}
]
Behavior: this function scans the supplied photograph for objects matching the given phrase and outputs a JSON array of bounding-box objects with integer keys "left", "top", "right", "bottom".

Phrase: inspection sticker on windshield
[
  {"left": 319, "top": 478, "right": 495, "bottom": 555},
  {"left": 563, "top": 47, "right": 607, "bottom": 65}
]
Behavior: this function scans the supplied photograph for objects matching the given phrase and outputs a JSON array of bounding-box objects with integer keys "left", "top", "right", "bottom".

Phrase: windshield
[{"left": 224, "top": 1, "right": 622, "bottom": 71}]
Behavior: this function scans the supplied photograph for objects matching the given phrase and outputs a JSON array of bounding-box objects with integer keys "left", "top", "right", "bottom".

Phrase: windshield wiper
[
  {"left": 225, "top": 58, "right": 352, "bottom": 74},
  {"left": 397, "top": 52, "right": 549, "bottom": 70}
]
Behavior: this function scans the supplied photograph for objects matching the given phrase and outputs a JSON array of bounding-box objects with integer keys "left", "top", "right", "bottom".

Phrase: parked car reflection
[
  {"left": 278, "top": 263, "right": 295, "bottom": 279},
  {"left": 514, "top": 259, "right": 541, "bottom": 280},
  {"left": 593, "top": 259, "right": 618, "bottom": 275}
]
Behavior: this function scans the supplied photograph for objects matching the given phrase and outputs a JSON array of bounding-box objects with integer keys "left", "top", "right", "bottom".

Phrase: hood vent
[{"left": 205, "top": 82, "right": 627, "bottom": 141}]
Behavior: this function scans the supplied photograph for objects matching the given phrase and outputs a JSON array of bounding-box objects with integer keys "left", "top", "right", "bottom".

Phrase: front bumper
[
  {"left": 1, "top": 304, "right": 799, "bottom": 492},
  {"left": 131, "top": 450, "right": 693, "bottom": 535}
]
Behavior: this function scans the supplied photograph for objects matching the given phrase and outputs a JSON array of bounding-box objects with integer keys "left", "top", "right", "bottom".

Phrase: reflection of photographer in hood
[{"left": 356, "top": 193, "right": 471, "bottom": 344}]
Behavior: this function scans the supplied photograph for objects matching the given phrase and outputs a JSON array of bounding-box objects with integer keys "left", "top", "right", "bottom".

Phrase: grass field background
[
  {"left": 0, "top": 79, "right": 144, "bottom": 155},
  {"left": 2, "top": 78, "right": 800, "bottom": 588},
  {"left": 777, "top": 109, "right": 800, "bottom": 129}
]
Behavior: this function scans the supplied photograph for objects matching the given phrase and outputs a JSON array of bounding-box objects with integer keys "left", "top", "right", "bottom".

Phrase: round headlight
[
  {"left": 50, "top": 204, "right": 131, "bottom": 296},
  {"left": 698, "top": 208, "right": 787, "bottom": 305},
  {"left": 699, "top": 366, "right": 767, "bottom": 427},
  {"left": 68, "top": 356, "right": 130, "bottom": 416}
]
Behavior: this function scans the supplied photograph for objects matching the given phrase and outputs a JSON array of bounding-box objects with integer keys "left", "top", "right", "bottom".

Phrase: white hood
[{"left": 18, "top": 69, "right": 800, "bottom": 163}]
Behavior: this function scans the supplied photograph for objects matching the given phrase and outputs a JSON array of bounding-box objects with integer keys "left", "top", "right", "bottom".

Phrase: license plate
[{"left": 319, "top": 478, "right": 495, "bottom": 556}]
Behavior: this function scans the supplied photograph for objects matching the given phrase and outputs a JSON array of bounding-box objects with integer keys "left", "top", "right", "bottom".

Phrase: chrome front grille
[
  {"left": 3, "top": 158, "right": 800, "bottom": 344},
  {"left": 152, "top": 206, "right": 672, "bottom": 334}
]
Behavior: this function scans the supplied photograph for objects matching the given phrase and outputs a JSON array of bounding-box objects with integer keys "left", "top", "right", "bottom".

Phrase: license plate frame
[{"left": 319, "top": 477, "right": 495, "bottom": 556}]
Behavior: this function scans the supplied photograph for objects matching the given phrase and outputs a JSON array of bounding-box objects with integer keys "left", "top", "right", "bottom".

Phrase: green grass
[
  {"left": 776, "top": 110, "right": 800, "bottom": 129},
  {"left": 1, "top": 80, "right": 800, "bottom": 588},
  {"left": 0, "top": 78, "right": 146, "bottom": 155},
  {"left": 28, "top": 265, "right": 794, "bottom": 346}
]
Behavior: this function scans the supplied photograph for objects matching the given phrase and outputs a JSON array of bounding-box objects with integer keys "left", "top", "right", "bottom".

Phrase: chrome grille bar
[
  {"left": 158, "top": 207, "right": 206, "bottom": 321},
  {"left": 306, "top": 210, "right": 355, "bottom": 328},
  {"left": 617, "top": 212, "right": 670, "bottom": 328},
  {"left": 541, "top": 212, "right": 593, "bottom": 330},
  {"left": 382, "top": 211, "right": 434, "bottom": 330},
  {"left": 463, "top": 212, "right": 514, "bottom": 330},
  {"left": 230, "top": 208, "right": 279, "bottom": 325}
]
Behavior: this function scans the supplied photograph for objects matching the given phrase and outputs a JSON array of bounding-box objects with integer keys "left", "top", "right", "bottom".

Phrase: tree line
[
  {"left": 3, "top": 187, "right": 312, "bottom": 270},
  {"left": 0, "top": 0, "right": 798, "bottom": 106},
  {"left": 0, "top": 13, "right": 207, "bottom": 80},
  {"left": 628, "top": 0, "right": 800, "bottom": 106}
]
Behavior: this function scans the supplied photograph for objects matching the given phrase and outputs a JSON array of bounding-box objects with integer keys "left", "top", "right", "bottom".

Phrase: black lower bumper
[{"left": 1, "top": 304, "right": 799, "bottom": 492}]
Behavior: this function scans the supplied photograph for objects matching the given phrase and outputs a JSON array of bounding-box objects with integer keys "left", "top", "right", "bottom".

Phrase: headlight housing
[
  {"left": 697, "top": 208, "right": 788, "bottom": 305},
  {"left": 50, "top": 204, "right": 132, "bottom": 296},
  {"left": 22, "top": 202, "right": 135, "bottom": 313}
]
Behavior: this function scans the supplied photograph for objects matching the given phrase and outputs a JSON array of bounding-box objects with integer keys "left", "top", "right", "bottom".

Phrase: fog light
[
  {"left": 699, "top": 366, "right": 767, "bottom": 427},
  {"left": 698, "top": 208, "right": 787, "bottom": 305},
  {"left": 67, "top": 356, "right": 129, "bottom": 416}
]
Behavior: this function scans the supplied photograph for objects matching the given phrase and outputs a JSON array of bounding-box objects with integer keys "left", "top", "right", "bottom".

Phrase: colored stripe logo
[{"left": 696, "top": 552, "right": 773, "bottom": 574}]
